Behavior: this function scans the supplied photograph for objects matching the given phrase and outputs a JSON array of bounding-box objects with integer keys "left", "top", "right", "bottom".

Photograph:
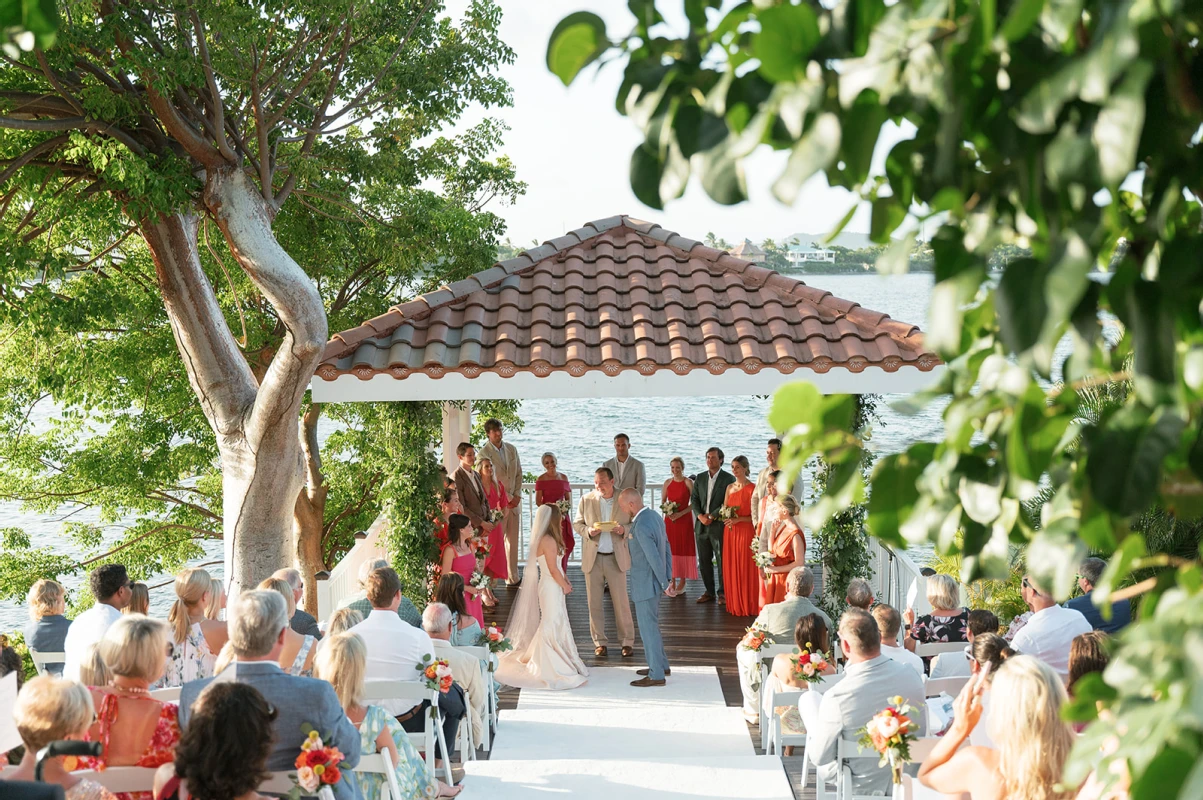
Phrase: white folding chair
[
  {"left": 754, "top": 644, "right": 797, "bottom": 750},
  {"left": 765, "top": 672, "right": 845, "bottom": 759},
  {"left": 29, "top": 649, "right": 66, "bottom": 675},
  {"left": 914, "top": 641, "right": 968, "bottom": 659},
  {"left": 262, "top": 772, "right": 335, "bottom": 799},
  {"left": 455, "top": 643, "right": 496, "bottom": 750},
  {"left": 892, "top": 739, "right": 959, "bottom": 799},
  {"left": 68, "top": 767, "right": 157, "bottom": 794},
  {"left": 362, "top": 679, "right": 453, "bottom": 786},
  {"left": 150, "top": 686, "right": 181, "bottom": 702},
  {"left": 924, "top": 676, "right": 970, "bottom": 698},
  {"left": 809, "top": 737, "right": 873, "bottom": 800},
  {"left": 353, "top": 752, "right": 404, "bottom": 800}
]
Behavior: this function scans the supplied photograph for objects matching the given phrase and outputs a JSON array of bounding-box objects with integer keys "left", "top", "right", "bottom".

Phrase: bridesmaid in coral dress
[
  {"left": 760, "top": 494, "right": 806, "bottom": 605},
  {"left": 534, "top": 452, "right": 575, "bottom": 575},
  {"left": 721, "top": 456, "right": 759, "bottom": 617},
  {"left": 477, "top": 457, "right": 510, "bottom": 606},
  {"left": 662, "top": 457, "right": 698, "bottom": 596},
  {"left": 441, "top": 514, "right": 485, "bottom": 627},
  {"left": 756, "top": 473, "right": 783, "bottom": 608}
]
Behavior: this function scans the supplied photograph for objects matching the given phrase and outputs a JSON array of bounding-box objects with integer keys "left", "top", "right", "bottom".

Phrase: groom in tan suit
[{"left": 573, "top": 467, "right": 634, "bottom": 657}]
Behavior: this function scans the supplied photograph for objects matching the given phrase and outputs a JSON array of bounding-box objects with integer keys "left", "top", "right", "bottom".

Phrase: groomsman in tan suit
[
  {"left": 602, "top": 433, "right": 645, "bottom": 496},
  {"left": 573, "top": 467, "right": 634, "bottom": 657},
  {"left": 477, "top": 418, "right": 523, "bottom": 586}
]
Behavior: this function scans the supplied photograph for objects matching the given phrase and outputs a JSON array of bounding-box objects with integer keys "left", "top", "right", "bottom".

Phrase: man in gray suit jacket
[
  {"left": 690, "top": 447, "right": 734, "bottom": 604},
  {"left": 799, "top": 609, "right": 926, "bottom": 796},
  {"left": 180, "top": 590, "right": 362, "bottom": 800},
  {"left": 603, "top": 433, "right": 645, "bottom": 496},
  {"left": 619, "top": 489, "right": 673, "bottom": 687}
]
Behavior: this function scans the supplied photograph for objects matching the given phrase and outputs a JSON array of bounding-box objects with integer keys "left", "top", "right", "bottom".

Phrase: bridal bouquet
[
  {"left": 659, "top": 500, "right": 678, "bottom": 516},
  {"left": 788, "top": 644, "right": 830, "bottom": 684},
  {"left": 416, "top": 654, "right": 455, "bottom": 693},
  {"left": 469, "top": 570, "right": 490, "bottom": 591},
  {"left": 554, "top": 498, "right": 571, "bottom": 516},
  {"left": 717, "top": 505, "right": 739, "bottom": 522},
  {"left": 738, "top": 622, "right": 769, "bottom": 652},
  {"left": 858, "top": 696, "right": 920, "bottom": 785},
  {"left": 477, "top": 623, "right": 513, "bottom": 655},
  {"left": 290, "top": 729, "right": 347, "bottom": 799}
]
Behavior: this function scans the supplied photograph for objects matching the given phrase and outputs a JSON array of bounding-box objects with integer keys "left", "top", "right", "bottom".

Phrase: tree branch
[
  {"left": 0, "top": 134, "right": 70, "bottom": 186},
  {"left": 0, "top": 116, "right": 87, "bottom": 131},
  {"left": 188, "top": 4, "right": 237, "bottom": 162}
]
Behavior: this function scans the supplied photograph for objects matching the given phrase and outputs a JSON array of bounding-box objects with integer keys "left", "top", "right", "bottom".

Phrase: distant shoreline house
[
  {"left": 728, "top": 239, "right": 766, "bottom": 263},
  {"left": 786, "top": 242, "right": 835, "bottom": 266}
]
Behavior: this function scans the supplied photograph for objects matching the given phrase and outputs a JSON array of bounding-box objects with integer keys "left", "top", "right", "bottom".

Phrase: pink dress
[
  {"left": 482, "top": 478, "right": 510, "bottom": 581},
  {"left": 535, "top": 476, "right": 575, "bottom": 575},
  {"left": 664, "top": 479, "right": 698, "bottom": 579},
  {"left": 445, "top": 544, "right": 485, "bottom": 628}
]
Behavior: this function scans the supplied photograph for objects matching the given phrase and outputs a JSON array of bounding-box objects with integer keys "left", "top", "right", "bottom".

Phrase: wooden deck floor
[{"left": 472, "top": 567, "right": 815, "bottom": 799}]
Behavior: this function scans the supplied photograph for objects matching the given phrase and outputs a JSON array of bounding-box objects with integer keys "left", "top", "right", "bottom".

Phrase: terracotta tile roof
[{"left": 316, "top": 216, "right": 939, "bottom": 383}]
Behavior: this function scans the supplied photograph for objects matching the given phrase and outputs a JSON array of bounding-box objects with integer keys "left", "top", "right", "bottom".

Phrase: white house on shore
[{"left": 786, "top": 242, "right": 835, "bottom": 265}]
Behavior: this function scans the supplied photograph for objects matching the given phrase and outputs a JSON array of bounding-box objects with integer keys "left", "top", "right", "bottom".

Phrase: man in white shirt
[
  {"left": 423, "top": 602, "right": 486, "bottom": 746},
  {"left": 799, "top": 609, "right": 927, "bottom": 796},
  {"left": 349, "top": 567, "right": 465, "bottom": 763},
  {"left": 603, "top": 433, "right": 645, "bottom": 496},
  {"left": 62, "top": 563, "right": 131, "bottom": 681},
  {"left": 1010, "top": 574, "right": 1092, "bottom": 681},
  {"left": 872, "top": 603, "right": 924, "bottom": 679}
]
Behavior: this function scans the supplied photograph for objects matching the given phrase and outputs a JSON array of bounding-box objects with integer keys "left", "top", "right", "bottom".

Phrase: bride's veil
[{"left": 504, "top": 503, "right": 555, "bottom": 653}]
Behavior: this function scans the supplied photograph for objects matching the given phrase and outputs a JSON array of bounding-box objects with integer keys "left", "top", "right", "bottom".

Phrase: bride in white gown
[{"left": 496, "top": 504, "right": 589, "bottom": 690}]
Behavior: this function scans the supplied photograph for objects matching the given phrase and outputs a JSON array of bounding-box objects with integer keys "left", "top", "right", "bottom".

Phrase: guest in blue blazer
[{"left": 180, "top": 590, "right": 362, "bottom": 800}]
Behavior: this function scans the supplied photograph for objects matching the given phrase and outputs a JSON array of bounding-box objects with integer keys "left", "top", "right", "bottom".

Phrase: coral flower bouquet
[
  {"left": 788, "top": 643, "right": 830, "bottom": 684},
  {"left": 857, "top": 696, "right": 919, "bottom": 784},
  {"left": 738, "top": 622, "right": 769, "bottom": 652},
  {"left": 416, "top": 654, "right": 455, "bottom": 693},
  {"left": 290, "top": 729, "right": 347, "bottom": 799}
]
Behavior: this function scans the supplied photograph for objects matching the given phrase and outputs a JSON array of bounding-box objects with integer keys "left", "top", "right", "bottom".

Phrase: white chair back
[
  {"left": 755, "top": 644, "right": 797, "bottom": 749},
  {"left": 150, "top": 686, "right": 181, "bottom": 702},
  {"left": 914, "top": 641, "right": 967, "bottom": 659},
  {"left": 29, "top": 650, "right": 66, "bottom": 675},
  {"left": 68, "top": 768, "right": 158, "bottom": 793},
  {"left": 924, "top": 676, "right": 970, "bottom": 698},
  {"left": 361, "top": 680, "right": 452, "bottom": 786},
  {"left": 455, "top": 644, "right": 495, "bottom": 751},
  {"left": 354, "top": 752, "right": 403, "bottom": 800}
]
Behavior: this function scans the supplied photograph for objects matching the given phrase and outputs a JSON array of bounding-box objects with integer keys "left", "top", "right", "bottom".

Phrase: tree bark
[{"left": 294, "top": 402, "right": 327, "bottom": 615}]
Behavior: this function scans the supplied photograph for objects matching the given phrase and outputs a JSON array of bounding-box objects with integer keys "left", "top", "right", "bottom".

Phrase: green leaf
[
  {"left": 630, "top": 144, "right": 665, "bottom": 209},
  {"left": 866, "top": 443, "right": 936, "bottom": 546},
  {"left": 995, "top": 258, "right": 1047, "bottom": 354},
  {"left": 753, "top": 3, "right": 820, "bottom": 84},
  {"left": 772, "top": 113, "right": 840, "bottom": 205},
  {"left": 684, "top": 0, "right": 721, "bottom": 29},
  {"left": 1094, "top": 62, "right": 1153, "bottom": 186},
  {"left": 627, "top": 0, "right": 664, "bottom": 30},
  {"left": 869, "top": 196, "right": 905, "bottom": 244},
  {"left": 699, "top": 144, "right": 748, "bottom": 205},
  {"left": 1093, "top": 534, "right": 1146, "bottom": 607},
  {"left": 1086, "top": 406, "right": 1186, "bottom": 516},
  {"left": 1008, "top": 384, "right": 1071, "bottom": 481},
  {"left": 768, "top": 382, "right": 823, "bottom": 434},
  {"left": 875, "top": 230, "right": 915, "bottom": 276},
  {"left": 999, "top": 0, "right": 1043, "bottom": 41},
  {"left": 674, "top": 105, "right": 728, "bottom": 158},
  {"left": 547, "top": 12, "right": 609, "bottom": 86}
]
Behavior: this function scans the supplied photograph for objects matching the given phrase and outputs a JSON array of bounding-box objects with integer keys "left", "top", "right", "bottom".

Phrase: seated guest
[
  {"left": 768, "top": 614, "right": 837, "bottom": 756},
  {"left": 423, "top": 602, "right": 487, "bottom": 748},
  {"left": 24, "top": 578, "right": 72, "bottom": 676},
  {"left": 63, "top": 563, "right": 132, "bottom": 681},
  {"left": 845, "top": 577, "right": 874, "bottom": 610},
  {"left": 257, "top": 578, "right": 318, "bottom": 676},
  {"left": 78, "top": 615, "right": 180, "bottom": 800},
  {"left": 179, "top": 590, "right": 360, "bottom": 800},
  {"left": 3, "top": 676, "right": 118, "bottom": 800},
  {"left": 965, "top": 633, "right": 1016, "bottom": 749},
  {"left": 0, "top": 634, "right": 23, "bottom": 689},
  {"left": 736, "top": 566, "right": 829, "bottom": 718},
  {"left": 203, "top": 580, "right": 225, "bottom": 622},
  {"left": 918, "top": 655, "right": 1075, "bottom": 800},
  {"left": 349, "top": 567, "right": 464, "bottom": 767},
  {"left": 872, "top": 604, "right": 923, "bottom": 679},
  {"left": 1068, "top": 630, "right": 1110, "bottom": 695},
  {"left": 929, "top": 608, "right": 999, "bottom": 679},
  {"left": 162, "top": 568, "right": 227, "bottom": 687},
  {"left": 903, "top": 573, "right": 968, "bottom": 654},
  {"left": 314, "top": 633, "right": 461, "bottom": 799},
  {"left": 125, "top": 582, "right": 150, "bottom": 616},
  {"left": 1066, "top": 557, "right": 1131, "bottom": 634},
  {"left": 1011, "top": 573, "right": 1092, "bottom": 681},
  {"left": 435, "top": 573, "right": 483, "bottom": 646},
  {"left": 154, "top": 682, "right": 276, "bottom": 800},
  {"left": 273, "top": 567, "right": 322, "bottom": 639},
  {"left": 326, "top": 607, "right": 364, "bottom": 637},
  {"left": 798, "top": 609, "right": 926, "bottom": 796},
  {"left": 78, "top": 642, "right": 111, "bottom": 688},
  {"left": 338, "top": 557, "right": 423, "bottom": 628}
]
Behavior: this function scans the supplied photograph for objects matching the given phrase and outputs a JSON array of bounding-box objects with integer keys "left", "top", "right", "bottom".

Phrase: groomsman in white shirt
[{"left": 603, "top": 433, "right": 645, "bottom": 496}]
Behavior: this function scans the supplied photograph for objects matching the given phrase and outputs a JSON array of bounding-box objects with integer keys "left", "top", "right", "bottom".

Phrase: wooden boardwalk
[{"left": 474, "top": 567, "right": 815, "bottom": 799}]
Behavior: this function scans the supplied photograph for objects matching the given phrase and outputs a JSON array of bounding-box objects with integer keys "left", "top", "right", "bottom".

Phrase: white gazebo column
[{"left": 441, "top": 401, "right": 473, "bottom": 473}]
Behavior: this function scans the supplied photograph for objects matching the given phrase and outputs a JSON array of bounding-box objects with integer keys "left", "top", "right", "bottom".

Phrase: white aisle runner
[{"left": 463, "top": 665, "right": 795, "bottom": 799}]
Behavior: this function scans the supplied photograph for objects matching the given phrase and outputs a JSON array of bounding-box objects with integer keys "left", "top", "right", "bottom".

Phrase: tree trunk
[
  {"left": 139, "top": 167, "right": 327, "bottom": 596},
  {"left": 295, "top": 402, "right": 327, "bottom": 615}
]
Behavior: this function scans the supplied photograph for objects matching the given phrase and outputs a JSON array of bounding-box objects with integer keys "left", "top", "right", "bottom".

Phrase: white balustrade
[
  {"left": 516, "top": 482, "right": 663, "bottom": 564},
  {"left": 316, "top": 513, "right": 390, "bottom": 622}
]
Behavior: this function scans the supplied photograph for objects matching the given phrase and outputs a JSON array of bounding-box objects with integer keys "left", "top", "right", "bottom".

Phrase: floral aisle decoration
[
  {"left": 289, "top": 729, "right": 347, "bottom": 799},
  {"left": 739, "top": 622, "right": 768, "bottom": 652},
  {"left": 416, "top": 654, "right": 454, "bottom": 693},
  {"left": 858, "top": 696, "right": 919, "bottom": 785},
  {"left": 477, "top": 623, "right": 513, "bottom": 672},
  {"left": 788, "top": 643, "right": 830, "bottom": 684}
]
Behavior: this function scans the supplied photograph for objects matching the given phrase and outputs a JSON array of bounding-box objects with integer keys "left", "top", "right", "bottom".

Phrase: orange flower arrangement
[
  {"left": 415, "top": 654, "right": 454, "bottom": 693},
  {"left": 788, "top": 643, "right": 830, "bottom": 684},
  {"left": 857, "top": 696, "right": 919, "bottom": 784},
  {"left": 739, "top": 622, "right": 768, "bottom": 652},
  {"left": 292, "top": 729, "right": 347, "bottom": 795}
]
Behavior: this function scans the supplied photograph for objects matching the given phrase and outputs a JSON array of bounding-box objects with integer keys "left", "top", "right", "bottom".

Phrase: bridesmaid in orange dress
[
  {"left": 760, "top": 494, "right": 806, "bottom": 605},
  {"left": 756, "top": 473, "right": 782, "bottom": 608},
  {"left": 721, "top": 456, "right": 758, "bottom": 617}
]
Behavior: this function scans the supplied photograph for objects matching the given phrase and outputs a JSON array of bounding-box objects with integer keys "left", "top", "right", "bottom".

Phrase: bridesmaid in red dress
[
  {"left": 440, "top": 513, "right": 485, "bottom": 627},
  {"left": 721, "top": 456, "right": 759, "bottom": 617},
  {"left": 534, "top": 452, "right": 575, "bottom": 575},
  {"left": 661, "top": 457, "right": 698, "bottom": 596},
  {"left": 760, "top": 494, "right": 806, "bottom": 605},
  {"left": 477, "top": 457, "right": 510, "bottom": 606}
]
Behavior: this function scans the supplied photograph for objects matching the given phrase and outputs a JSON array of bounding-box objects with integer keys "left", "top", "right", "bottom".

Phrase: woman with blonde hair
[
  {"left": 1, "top": 676, "right": 118, "bottom": 800},
  {"left": 125, "top": 582, "right": 150, "bottom": 615},
  {"left": 325, "top": 606, "right": 363, "bottom": 637},
  {"left": 257, "top": 576, "right": 317, "bottom": 675},
  {"left": 202, "top": 579, "right": 225, "bottom": 621},
  {"left": 78, "top": 642, "right": 112, "bottom": 687},
  {"left": 25, "top": 578, "right": 71, "bottom": 675},
  {"left": 314, "top": 633, "right": 461, "bottom": 798},
  {"left": 903, "top": 572, "right": 969, "bottom": 653},
  {"left": 160, "top": 568, "right": 228, "bottom": 687},
  {"left": 919, "top": 654, "right": 1077, "bottom": 800},
  {"left": 79, "top": 615, "right": 181, "bottom": 800}
]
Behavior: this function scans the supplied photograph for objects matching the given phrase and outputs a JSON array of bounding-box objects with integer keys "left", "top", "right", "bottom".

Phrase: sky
[{"left": 448, "top": 0, "right": 887, "bottom": 247}]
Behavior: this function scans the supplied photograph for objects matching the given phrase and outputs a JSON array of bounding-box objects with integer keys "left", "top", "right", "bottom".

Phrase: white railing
[
  {"left": 866, "top": 537, "right": 930, "bottom": 617},
  {"left": 315, "top": 513, "right": 390, "bottom": 622},
  {"left": 516, "top": 482, "right": 663, "bottom": 563}
]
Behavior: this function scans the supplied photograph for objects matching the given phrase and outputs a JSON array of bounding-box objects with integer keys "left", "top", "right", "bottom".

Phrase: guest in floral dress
[
  {"left": 80, "top": 616, "right": 181, "bottom": 800},
  {"left": 315, "top": 632, "right": 462, "bottom": 798},
  {"left": 160, "top": 568, "right": 227, "bottom": 687},
  {"left": 257, "top": 577, "right": 317, "bottom": 675},
  {"left": 440, "top": 514, "right": 485, "bottom": 628},
  {"left": 903, "top": 573, "right": 969, "bottom": 669},
  {"left": 4, "top": 676, "right": 118, "bottom": 800}
]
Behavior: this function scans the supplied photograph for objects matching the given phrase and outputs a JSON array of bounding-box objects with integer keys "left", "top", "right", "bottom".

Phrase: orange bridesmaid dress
[
  {"left": 721, "top": 482, "right": 758, "bottom": 616},
  {"left": 761, "top": 516, "right": 805, "bottom": 605}
]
